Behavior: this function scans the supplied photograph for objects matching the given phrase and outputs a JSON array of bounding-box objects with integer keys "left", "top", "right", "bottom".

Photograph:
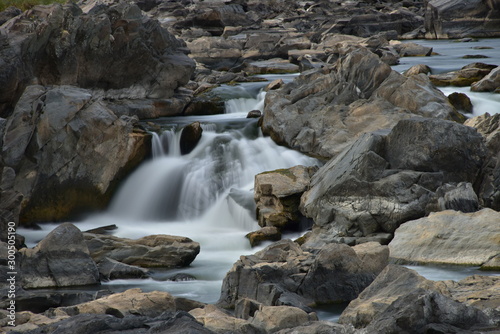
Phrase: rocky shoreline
[{"left": 1, "top": 0, "right": 500, "bottom": 333}]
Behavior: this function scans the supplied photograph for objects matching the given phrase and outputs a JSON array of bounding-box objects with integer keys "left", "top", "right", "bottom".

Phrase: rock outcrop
[
  {"left": 19, "top": 223, "right": 99, "bottom": 289},
  {"left": 0, "top": 1, "right": 195, "bottom": 116},
  {"left": 300, "top": 118, "right": 487, "bottom": 241},
  {"left": 0, "top": 85, "right": 150, "bottom": 224},
  {"left": 261, "top": 47, "right": 460, "bottom": 160},
  {"left": 389, "top": 209, "right": 500, "bottom": 267},
  {"left": 425, "top": 0, "right": 500, "bottom": 39}
]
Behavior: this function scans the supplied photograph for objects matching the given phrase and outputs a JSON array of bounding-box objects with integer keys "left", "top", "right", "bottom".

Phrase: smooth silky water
[{"left": 18, "top": 40, "right": 500, "bottom": 321}]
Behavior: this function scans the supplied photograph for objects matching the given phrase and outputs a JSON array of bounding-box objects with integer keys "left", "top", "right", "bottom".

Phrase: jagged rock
[
  {"left": 0, "top": 6, "right": 21, "bottom": 26},
  {"left": 180, "top": 121, "right": 203, "bottom": 155},
  {"left": 19, "top": 223, "right": 100, "bottom": 289},
  {"left": 1, "top": 85, "right": 150, "bottom": 224},
  {"left": 300, "top": 118, "right": 487, "bottom": 239},
  {"left": 246, "top": 110, "right": 262, "bottom": 118},
  {"left": 389, "top": 209, "right": 500, "bottom": 266},
  {"left": 425, "top": 0, "right": 500, "bottom": 39},
  {"left": 97, "top": 257, "right": 149, "bottom": 281},
  {"left": 84, "top": 233, "right": 200, "bottom": 268},
  {"left": 471, "top": 66, "right": 500, "bottom": 93},
  {"left": 186, "top": 37, "right": 244, "bottom": 71},
  {"left": 254, "top": 165, "right": 317, "bottom": 232},
  {"left": 429, "top": 62, "right": 496, "bottom": 87},
  {"left": 244, "top": 59, "right": 300, "bottom": 75},
  {"left": 274, "top": 321, "right": 355, "bottom": 334},
  {"left": 443, "top": 275, "right": 500, "bottom": 310},
  {"left": 217, "top": 239, "right": 388, "bottom": 310},
  {"left": 262, "top": 47, "right": 459, "bottom": 160},
  {"left": 0, "top": 1, "right": 194, "bottom": 115},
  {"left": 465, "top": 113, "right": 500, "bottom": 210},
  {"left": 336, "top": 264, "right": 494, "bottom": 334},
  {"left": 447, "top": 91, "right": 473, "bottom": 114}
]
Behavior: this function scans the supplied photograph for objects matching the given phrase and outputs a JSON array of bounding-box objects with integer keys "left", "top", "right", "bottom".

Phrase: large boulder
[
  {"left": 300, "top": 118, "right": 487, "bottom": 240},
  {"left": 84, "top": 233, "right": 200, "bottom": 268},
  {"left": 389, "top": 209, "right": 500, "bottom": 267},
  {"left": 0, "top": 1, "right": 195, "bottom": 115},
  {"left": 261, "top": 47, "right": 460, "bottom": 160},
  {"left": 19, "top": 223, "right": 100, "bottom": 289},
  {"left": 339, "top": 265, "right": 495, "bottom": 333},
  {"left": 217, "top": 239, "right": 388, "bottom": 310},
  {"left": 471, "top": 66, "right": 500, "bottom": 93},
  {"left": 425, "top": 0, "right": 500, "bottom": 39},
  {"left": 429, "top": 62, "right": 496, "bottom": 87},
  {"left": 1, "top": 85, "right": 150, "bottom": 224}
]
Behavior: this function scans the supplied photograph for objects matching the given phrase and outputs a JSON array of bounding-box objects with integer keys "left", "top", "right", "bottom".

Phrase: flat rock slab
[{"left": 389, "top": 208, "right": 500, "bottom": 266}]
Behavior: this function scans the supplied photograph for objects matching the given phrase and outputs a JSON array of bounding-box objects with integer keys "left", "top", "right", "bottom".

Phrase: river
[{"left": 18, "top": 39, "right": 500, "bottom": 321}]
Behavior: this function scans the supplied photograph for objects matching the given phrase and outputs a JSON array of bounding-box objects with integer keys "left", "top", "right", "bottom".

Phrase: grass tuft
[{"left": 0, "top": 0, "right": 67, "bottom": 13}]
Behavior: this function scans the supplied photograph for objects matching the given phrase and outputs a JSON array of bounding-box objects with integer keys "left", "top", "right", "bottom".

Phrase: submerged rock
[
  {"left": 180, "top": 121, "right": 203, "bottom": 155},
  {"left": 389, "top": 209, "right": 500, "bottom": 266}
]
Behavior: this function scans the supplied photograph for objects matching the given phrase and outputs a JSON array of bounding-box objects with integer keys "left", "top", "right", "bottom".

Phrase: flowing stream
[{"left": 18, "top": 40, "right": 500, "bottom": 321}]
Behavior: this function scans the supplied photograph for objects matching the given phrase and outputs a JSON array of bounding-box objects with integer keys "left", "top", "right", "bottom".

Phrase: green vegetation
[{"left": 0, "top": 0, "right": 67, "bottom": 12}]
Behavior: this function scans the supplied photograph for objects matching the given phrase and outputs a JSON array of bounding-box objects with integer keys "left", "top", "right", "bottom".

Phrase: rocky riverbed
[{"left": 1, "top": 0, "right": 500, "bottom": 333}]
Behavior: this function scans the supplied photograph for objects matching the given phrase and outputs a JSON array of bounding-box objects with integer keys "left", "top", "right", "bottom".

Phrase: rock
[
  {"left": 254, "top": 165, "right": 317, "bottom": 232},
  {"left": 429, "top": 63, "right": 495, "bottom": 87},
  {"left": 97, "top": 257, "right": 149, "bottom": 281},
  {"left": 167, "top": 273, "right": 197, "bottom": 282},
  {"left": 1, "top": 85, "right": 150, "bottom": 224},
  {"left": 246, "top": 227, "right": 282, "bottom": 247},
  {"left": 19, "top": 223, "right": 100, "bottom": 289},
  {"left": 189, "top": 304, "right": 255, "bottom": 333},
  {"left": 249, "top": 306, "right": 318, "bottom": 333},
  {"left": 471, "top": 66, "right": 500, "bottom": 93},
  {"left": 403, "top": 64, "right": 431, "bottom": 77},
  {"left": 180, "top": 121, "right": 203, "bottom": 155},
  {"left": 0, "top": 6, "right": 21, "bottom": 26},
  {"left": 186, "top": 36, "right": 243, "bottom": 71},
  {"left": 481, "top": 255, "right": 500, "bottom": 271},
  {"left": 262, "top": 47, "right": 459, "bottom": 160},
  {"left": 389, "top": 209, "right": 500, "bottom": 266},
  {"left": 18, "top": 311, "right": 214, "bottom": 334},
  {"left": 246, "top": 110, "right": 262, "bottom": 118},
  {"left": 265, "top": 79, "right": 285, "bottom": 91},
  {"left": 51, "top": 288, "right": 176, "bottom": 318},
  {"left": 300, "top": 118, "right": 487, "bottom": 240},
  {"left": 84, "top": 233, "right": 200, "bottom": 268},
  {"left": 465, "top": 113, "right": 500, "bottom": 210},
  {"left": 0, "top": 2, "right": 195, "bottom": 114},
  {"left": 385, "top": 118, "right": 486, "bottom": 184},
  {"left": 244, "top": 59, "right": 300, "bottom": 75},
  {"left": 425, "top": 182, "right": 480, "bottom": 214},
  {"left": 338, "top": 264, "right": 449, "bottom": 328},
  {"left": 444, "top": 275, "right": 500, "bottom": 310},
  {"left": 447, "top": 91, "right": 473, "bottom": 114},
  {"left": 390, "top": 41, "right": 433, "bottom": 57},
  {"left": 274, "top": 321, "right": 355, "bottom": 334},
  {"left": 217, "top": 239, "right": 388, "bottom": 309},
  {"left": 425, "top": 0, "right": 500, "bottom": 39}
]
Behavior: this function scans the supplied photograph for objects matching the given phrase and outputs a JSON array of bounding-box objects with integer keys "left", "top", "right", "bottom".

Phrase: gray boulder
[
  {"left": 261, "top": 47, "right": 460, "bottom": 160},
  {"left": 339, "top": 265, "right": 495, "bottom": 333},
  {"left": 425, "top": 0, "right": 500, "bottom": 39},
  {"left": 0, "top": 1, "right": 195, "bottom": 115},
  {"left": 471, "top": 66, "right": 500, "bottom": 93},
  {"left": 19, "top": 223, "right": 100, "bottom": 289},
  {"left": 300, "top": 118, "right": 487, "bottom": 239},
  {"left": 217, "top": 239, "right": 388, "bottom": 310},
  {"left": 97, "top": 257, "right": 150, "bottom": 281},
  {"left": 1, "top": 85, "right": 150, "bottom": 224},
  {"left": 389, "top": 209, "right": 500, "bottom": 266}
]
